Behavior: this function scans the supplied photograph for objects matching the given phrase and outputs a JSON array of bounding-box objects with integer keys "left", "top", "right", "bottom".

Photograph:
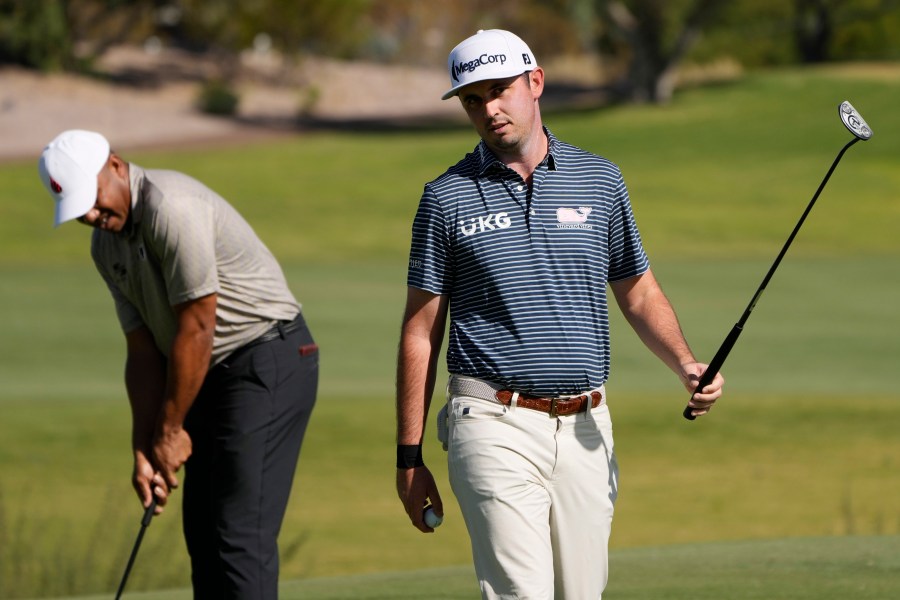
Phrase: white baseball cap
[
  {"left": 442, "top": 29, "right": 538, "bottom": 100},
  {"left": 38, "top": 129, "right": 110, "bottom": 227}
]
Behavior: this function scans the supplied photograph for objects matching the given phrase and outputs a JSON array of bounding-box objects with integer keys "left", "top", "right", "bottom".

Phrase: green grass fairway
[
  {"left": 2, "top": 262, "right": 898, "bottom": 597},
  {"left": 2, "top": 64, "right": 899, "bottom": 598},
  {"left": 607, "top": 536, "right": 900, "bottom": 600},
  {"left": 34, "top": 536, "right": 900, "bottom": 600}
]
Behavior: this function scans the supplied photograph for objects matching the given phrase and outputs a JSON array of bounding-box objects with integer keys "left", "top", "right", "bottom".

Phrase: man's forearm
[
  {"left": 396, "top": 334, "right": 439, "bottom": 446},
  {"left": 612, "top": 270, "right": 696, "bottom": 375},
  {"left": 125, "top": 329, "right": 167, "bottom": 453},
  {"left": 395, "top": 289, "right": 448, "bottom": 447},
  {"left": 632, "top": 297, "right": 696, "bottom": 373},
  {"left": 158, "top": 327, "right": 212, "bottom": 435},
  {"left": 157, "top": 293, "right": 217, "bottom": 436}
]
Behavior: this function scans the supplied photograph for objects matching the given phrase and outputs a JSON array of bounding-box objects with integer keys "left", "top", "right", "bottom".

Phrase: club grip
[
  {"left": 141, "top": 496, "right": 157, "bottom": 526},
  {"left": 682, "top": 324, "right": 743, "bottom": 421}
]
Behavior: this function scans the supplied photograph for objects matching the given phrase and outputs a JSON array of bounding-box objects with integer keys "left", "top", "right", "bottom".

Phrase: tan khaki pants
[{"left": 447, "top": 384, "right": 617, "bottom": 599}]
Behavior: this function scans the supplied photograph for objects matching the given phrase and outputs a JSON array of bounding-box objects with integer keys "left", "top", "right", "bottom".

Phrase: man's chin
[{"left": 486, "top": 134, "right": 519, "bottom": 151}]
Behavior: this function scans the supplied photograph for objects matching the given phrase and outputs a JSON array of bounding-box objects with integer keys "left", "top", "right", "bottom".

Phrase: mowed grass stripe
[
  {"left": 31, "top": 536, "right": 900, "bottom": 600},
  {"left": 3, "top": 256, "right": 898, "bottom": 401}
]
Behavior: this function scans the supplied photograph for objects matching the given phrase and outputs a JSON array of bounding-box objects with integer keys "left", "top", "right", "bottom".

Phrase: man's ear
[
  {"left": 528, "top": 67, "right": 545, "bottom": 99},
  {"left": 109, "top": 153, "right": 129, "bottom": 179}
]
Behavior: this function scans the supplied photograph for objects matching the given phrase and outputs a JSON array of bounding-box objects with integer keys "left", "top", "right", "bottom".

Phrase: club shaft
[
  {"left": 683, "top": 137, "right": 859, "bottom": 420},
  {"left": 115, "top": 498, "right": 157, "bottom": 599}
]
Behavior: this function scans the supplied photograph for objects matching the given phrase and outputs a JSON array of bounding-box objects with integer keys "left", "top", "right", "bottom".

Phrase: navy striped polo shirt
[{"left": 407, "top": 128, "right": 649, "bottom": 396}]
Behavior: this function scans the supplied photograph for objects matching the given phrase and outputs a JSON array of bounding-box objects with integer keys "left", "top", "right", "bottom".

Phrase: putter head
[{"left": 839, "top": 101, "right": 872, "bottom": 140}]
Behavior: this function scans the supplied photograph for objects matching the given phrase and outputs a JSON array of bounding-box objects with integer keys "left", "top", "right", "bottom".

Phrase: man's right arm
[
  {"left": 124, "top": 325, "right": 168, "bottom": 512},
  {"left": 395, "top": 287, "right": 448, "bottom": 532}
]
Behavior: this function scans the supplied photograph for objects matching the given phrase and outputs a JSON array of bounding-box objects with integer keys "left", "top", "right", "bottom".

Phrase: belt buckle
[{"left": 548, "top": 397, "right": 558, "bottom": 418}]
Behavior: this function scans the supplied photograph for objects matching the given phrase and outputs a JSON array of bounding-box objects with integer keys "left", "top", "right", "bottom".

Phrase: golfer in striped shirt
[{"left": 395, "top": 30, "right": 724, "bottom": 599}]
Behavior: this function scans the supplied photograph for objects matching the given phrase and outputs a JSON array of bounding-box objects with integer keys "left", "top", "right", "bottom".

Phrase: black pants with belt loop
[{"left": 182, "top": 313, "right": 318, "bottom": 599}]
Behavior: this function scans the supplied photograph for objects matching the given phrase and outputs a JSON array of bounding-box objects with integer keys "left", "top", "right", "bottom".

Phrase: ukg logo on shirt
[
  {"left": 451, "top": 53, "right": 508, "bottom": 82},
  {"left": 459, "top": 212, "right": 512, "bottom": 236}
]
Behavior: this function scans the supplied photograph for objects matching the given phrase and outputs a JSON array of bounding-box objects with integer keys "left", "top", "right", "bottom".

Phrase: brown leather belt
[{"left": 495, "top": 389, "right": 603, "bottom": 418}]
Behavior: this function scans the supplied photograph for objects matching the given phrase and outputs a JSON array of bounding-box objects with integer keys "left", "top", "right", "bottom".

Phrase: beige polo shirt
[{"left": 91, "top": 164, "right": 300, "bottom": 365}]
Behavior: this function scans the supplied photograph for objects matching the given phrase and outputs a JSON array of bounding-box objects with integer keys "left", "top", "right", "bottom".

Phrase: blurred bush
[{"left": 196, "top": 79, "right": 240, "bottom": 115}]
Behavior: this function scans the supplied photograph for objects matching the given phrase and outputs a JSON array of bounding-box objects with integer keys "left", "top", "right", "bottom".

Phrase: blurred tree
[
  {"left": 4, "top": 0, "right": 898, "bottom": 93},
  {"left": 167, "top": 0, "right": 372, "bottom": 57},
  {"left": 0, "top": 0, "right": 156, "bottom": 71},
  {"left": 690, "top": 0, "right": 900, "bottom": 67},
  {"left": 359, "top": 0, "right": 583, "bottom": 67},
  {"left": 795, "top": 0, "right": 833, "bottom": 62},
  {"left": 589, "top": 0, "right": 900, "bottom": 104},
  {"left": 595, "top": 0, "right": 730, "bottom": 103},
  {"left": 0, "top": 0, "right": 372, "bottom": 72},
  {"left": 0, "top": 0, "right": 71, "bottom": 70},
  {"left": 688, "top": 0, "right": 794, "bottom": 67},
  {"left": 824, "top": 0, "right": 900, "bottom": 60},
  {"left": 69, "top": 0, "right": 156, "bottom": 61}
]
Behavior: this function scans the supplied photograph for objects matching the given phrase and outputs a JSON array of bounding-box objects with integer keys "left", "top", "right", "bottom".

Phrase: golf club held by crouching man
[{"left": 114, "top": 498, "right": 157, "bottom": 599}]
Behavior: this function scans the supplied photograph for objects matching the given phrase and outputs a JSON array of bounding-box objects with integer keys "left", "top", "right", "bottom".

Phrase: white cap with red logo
[
  {"left": 442, "top": 29, "right": 537, "bottom": 100},
  {"left": 38, "top": 129, "right": 110, "bottom": 227}
]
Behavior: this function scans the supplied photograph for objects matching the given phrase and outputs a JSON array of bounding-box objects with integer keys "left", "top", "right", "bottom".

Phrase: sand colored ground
[{"left": 0, "top": 45, "right": 460, "bottom": 163}]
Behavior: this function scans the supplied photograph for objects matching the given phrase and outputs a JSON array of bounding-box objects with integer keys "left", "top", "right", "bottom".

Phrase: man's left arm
[
  {"left": 152, "top": 292, "right": 217, "bottom": 489},
  {"left": 610, "top": 269, "right": 723, "bottom": 416}
]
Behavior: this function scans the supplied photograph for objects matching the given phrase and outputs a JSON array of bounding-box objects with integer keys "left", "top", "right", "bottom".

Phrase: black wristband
[{"left": 396, "top": 444, "right": 424, "bottom": 469}]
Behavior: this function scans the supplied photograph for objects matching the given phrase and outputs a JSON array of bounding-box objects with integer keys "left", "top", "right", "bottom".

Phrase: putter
[
  {"left": 115, "top": 497, "right": 157, "bottom": 599},
  {"left": 683, "top": 101, "right": 873, "bottom": 420}
]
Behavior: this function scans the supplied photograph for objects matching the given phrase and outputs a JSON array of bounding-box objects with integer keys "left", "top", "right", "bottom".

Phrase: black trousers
[{"left": 183, "top": 314, "right": 318, "bottom": 599}]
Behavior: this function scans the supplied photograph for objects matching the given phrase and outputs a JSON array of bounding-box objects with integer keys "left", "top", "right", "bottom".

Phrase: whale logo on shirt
[{"left": 556, "top": 207, "right": 592, "bottom": 223}]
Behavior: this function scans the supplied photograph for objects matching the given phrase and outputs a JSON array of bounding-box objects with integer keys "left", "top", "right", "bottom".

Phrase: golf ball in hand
[{"left": 423, "top": 507, "right": 443, "bottom": 528}]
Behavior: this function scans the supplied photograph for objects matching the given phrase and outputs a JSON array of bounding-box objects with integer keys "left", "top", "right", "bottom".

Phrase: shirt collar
[
  {"left": 475, "top": 126, "right": 560, "bottom": 176},
  {"left": 122, "top": 163, "right": 145, "bottom": 238}
]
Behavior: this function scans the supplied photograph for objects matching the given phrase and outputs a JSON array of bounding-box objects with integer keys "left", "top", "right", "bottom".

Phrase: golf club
[
  {"left": 683, "top": 100, "right": 873, "bottom": 421},
  {"left": 114, "top": 497, "right": 157, "bottom": 599}
]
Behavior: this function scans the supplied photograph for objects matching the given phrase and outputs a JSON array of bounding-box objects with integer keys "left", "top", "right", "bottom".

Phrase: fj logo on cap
[
  {"left": 523, "top": 54, "right": 532, "bottom": 65},
  {"left": 50, "top": 177, "right": 63, "bottom": 194}
]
